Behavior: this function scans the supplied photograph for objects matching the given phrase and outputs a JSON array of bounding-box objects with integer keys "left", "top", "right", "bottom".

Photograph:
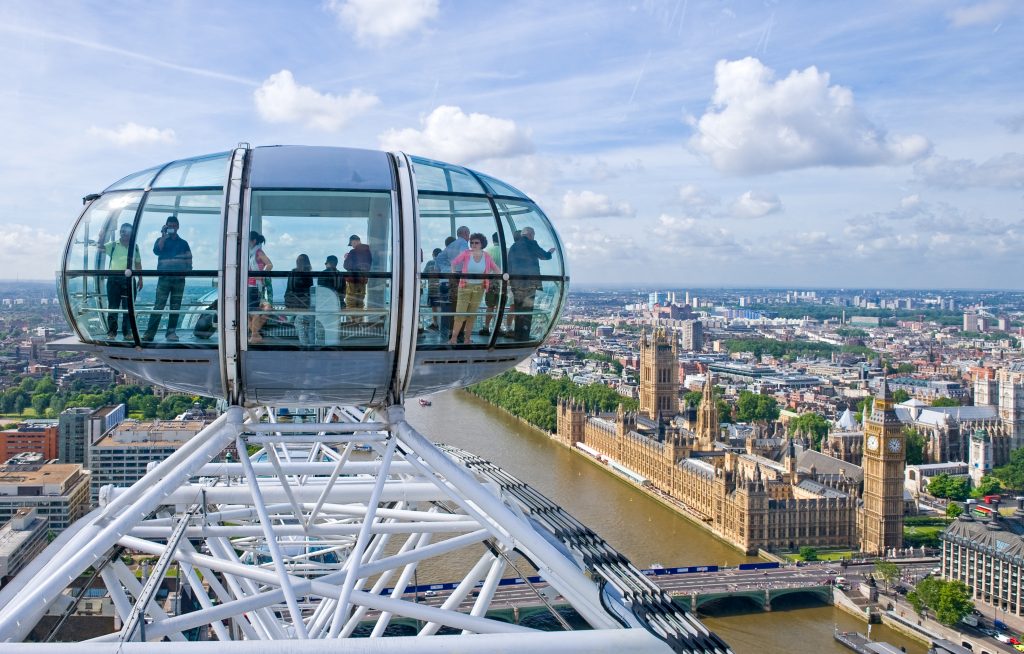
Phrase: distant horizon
[{"left": 3, "top": 277, "right": 1022, "bottom": 295}]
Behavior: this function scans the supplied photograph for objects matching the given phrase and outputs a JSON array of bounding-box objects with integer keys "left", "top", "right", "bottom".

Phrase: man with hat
[{"left": 343, "top": 234, "right": 372, "bottom": 321}]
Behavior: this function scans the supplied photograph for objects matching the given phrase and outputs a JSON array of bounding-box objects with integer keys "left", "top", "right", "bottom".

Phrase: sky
[{"left": 0, "top": 0, "right": 1022, "bottom": 289}]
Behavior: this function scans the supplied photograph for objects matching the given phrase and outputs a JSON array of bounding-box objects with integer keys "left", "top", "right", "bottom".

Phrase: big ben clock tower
[{"left": 860, "top": 376, "right": 906, "bottom": 555}]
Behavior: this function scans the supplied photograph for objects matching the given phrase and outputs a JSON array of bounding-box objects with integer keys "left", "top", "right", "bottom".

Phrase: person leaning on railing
[{"left": 507, "top": 226, "right": 554, "bottom": 341}]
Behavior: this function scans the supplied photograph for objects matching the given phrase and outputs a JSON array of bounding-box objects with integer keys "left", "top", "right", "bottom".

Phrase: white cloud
[
  {"left": 379, "top": 105, "right": 533, "bottom": 163},
  {"left": 689, "top": 57, "right": 930, "bottom": 174},
  {"left": 561, "top": 190, "right": 635, "bottom": 220},
  {"left": 913, "top": 153, "right": 1024, "bottom": 189},
  {"left": 729, "top": 190, "right": 781, "bottom": 218},
  {"left": 678, "top": 184, "right": 719, "bottom": 209},
  {"left": 652, "top": 213, "right": 740, "bottom": 253},
  {"left": 254, "top": 69, "right": 379, "bottom": 132},
  {"left": 948, "top": 1, "right": 1014, "bottom": 27},
  {"left": 87, "top": 122, "right": 176, "bottom": 146},
  {"left": 327, "top": 0, "right": 438, "bottom": 44},
  {"left": 0, "top": 224, "right": 65, "bottom": 278},
  {"left": 561, "top": 224, "right": 641, "bottom": 261}
]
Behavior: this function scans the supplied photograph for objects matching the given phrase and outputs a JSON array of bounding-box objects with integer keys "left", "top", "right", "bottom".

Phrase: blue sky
[{"left": 0, "top": 0, "right": 1022, "bottom": 288}]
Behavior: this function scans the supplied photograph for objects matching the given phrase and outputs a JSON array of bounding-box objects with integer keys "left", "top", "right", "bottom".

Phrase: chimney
[{"left": 963, "top": 499, "right": 976, "bottom": 520}]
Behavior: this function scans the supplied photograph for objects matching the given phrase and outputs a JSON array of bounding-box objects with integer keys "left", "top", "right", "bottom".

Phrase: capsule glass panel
[
  {"left": 247, "top": 190, "right": 394, "bottom": 349},
  {"left": 64, "top": 193, "right": 144, "bottom": 343},
  {"left": 495, "top": 200, "right": 563, "bottom": 277},
  {"left": 67, "top": 192, "right": 143, "bottom": 273},
  {"left": 415, "top": 195, "right": 500, "bottom": 348},
  {"left": 104, "top": 167, "right": 160, "bottom": 192},
  {"left": 134, "top": 274, "right": 219, "bottom": 346},
  {"left": 152, "top": 153, "right": 230, "bottom": 188},
  {"left": 136, "top": 190, "right": 223, "bottom": 271},
  {"left": 411, "top": 158, "right": 486, "bottom": 194},
  {"left": 64, "top": 273, "right": 136, "bottom": 344}
]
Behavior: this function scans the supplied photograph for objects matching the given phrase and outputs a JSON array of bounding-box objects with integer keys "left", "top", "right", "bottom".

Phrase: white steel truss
[{"left": 0, "top": 404, "right": 728, "bottom": 653}]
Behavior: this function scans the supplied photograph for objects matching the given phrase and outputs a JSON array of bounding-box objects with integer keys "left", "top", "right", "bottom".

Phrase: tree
[
  {"left": 799, "top": 546, "right": 818, "bottom": 561},
  {"left": 904, "top": 427, "right": 926, "bottom": 466},
  {"left": 908, "top": 576, "right": 941, "bottom": 616},
  {"left": 970, "top": 475, "right": 1003, "bottom": 499},
  {"left": 892, "top": 389, "right": 911, "bottom": 403},
  {"left": 854, "top": 397, "right": 873, "bottom": 424},
  {"left": 874, "top": 560, "right": 900, "bottom": 592},
  {"left": 895, "top": 363, "right": 916, "bottom": 375},
  {"left": 788, "top": 412, "right": 829, "bottom": 449},
  {"left": 735, "top": 391, "right": 779, "bottom": 423},
  {"left": 993, "top": 447, "right": 1024, "bottom": 490},
  {"left": 931, "top": 397, "right": 960, "bottom": 407},
  {"left": 926, "top": 474, "right": 970, "bottom": 501},
  {"left": 945, "top": 503, "right": 963, "bottom": 518},
  {"left": 683, "top": 386, "right": 731, "bottom": 424},
  {"left": 912, "top": 579, "right": 974, "bottom": 626}
]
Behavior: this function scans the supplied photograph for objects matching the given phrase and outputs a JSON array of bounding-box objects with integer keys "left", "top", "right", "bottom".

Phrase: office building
[
  {"left": 0, "top": 454, "right": 89, "bottom": 533},
  {"left": 0, "top": 508, "right": 48, "bottom": 582},
  {"left": 0, "top": 421, "right": 58, "bottom": 463},
  {"left": 88, "top": 419, "right": 211, "bottom": 502},
  {"left": 941, "top": 499, "right": 1024, "bottom": 617}
]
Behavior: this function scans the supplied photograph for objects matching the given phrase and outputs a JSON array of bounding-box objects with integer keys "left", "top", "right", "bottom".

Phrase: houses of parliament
[{"left": 556, "top": 329, "right": 905, "bottom": 555}]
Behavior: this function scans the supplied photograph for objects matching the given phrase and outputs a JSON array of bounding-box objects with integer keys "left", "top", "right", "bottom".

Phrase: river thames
[{"left": 405, "top": 390, "right": 926, "bottom": 653}]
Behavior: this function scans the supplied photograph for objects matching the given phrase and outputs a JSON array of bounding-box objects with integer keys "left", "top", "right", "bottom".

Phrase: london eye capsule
[{"left": 57, "top": 145, "right": 568, "bottom": 405}]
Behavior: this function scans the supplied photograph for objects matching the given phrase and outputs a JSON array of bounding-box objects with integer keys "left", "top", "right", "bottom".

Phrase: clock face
[
  {"left": 867, "top": 435, "right": 879, "bottom": 451},
  {"left": 887, "top": 438, "right": 902, "bottom": 454}
]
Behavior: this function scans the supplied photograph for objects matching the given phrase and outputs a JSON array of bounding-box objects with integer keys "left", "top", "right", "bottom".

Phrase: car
[
  {"left": 1010, "top": 637, "right": 1021, "bottom": 645},
  {"left": 424, "top": 590, "right": 438, "bottom": 597},
  {"left": 996, "top": 620, "right": 1010, "bottom": 631},
  {"left": 996, "top": 634, "right": 1013, "bottom": 644},
  {"left": 826, "top": 569, "right": 838, "bottom": 575},
  {"left": 1013, "top": 644, "right": 1024, "bottom": 652}
]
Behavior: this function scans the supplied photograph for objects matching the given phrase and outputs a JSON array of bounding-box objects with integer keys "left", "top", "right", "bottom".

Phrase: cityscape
[{"left": 2, "top": 276, "right": 1024, "bottom": 651}]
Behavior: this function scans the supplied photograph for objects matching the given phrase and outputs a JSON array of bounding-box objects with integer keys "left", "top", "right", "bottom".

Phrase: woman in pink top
[{"left": 448, "top": 232, "right": 500, "bottom": 345}]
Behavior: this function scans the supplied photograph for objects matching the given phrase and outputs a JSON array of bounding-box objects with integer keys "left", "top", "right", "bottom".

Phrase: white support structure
[{"left": 0, "top": 404, "right": 721, "bottom": 653}]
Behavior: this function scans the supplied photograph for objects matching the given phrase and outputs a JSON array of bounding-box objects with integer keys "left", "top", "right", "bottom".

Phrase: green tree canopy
[
  {"left": 945, "top": 503, "right": 963, "bottom": 518},
  {"left": 931, "top": 397, "right": 960, "bottom": 407},
  {"left": 892, "top": 389, "right": 911, "bottom": 403},
  {"left": 788, "top": 412, "right": 829, "bottom": 449},
  {"left": 904, "top": 427, "right": 926, "bottom": 466},
  {"left": 468, "top": 371, "right": 639, "bottom": 433},
  {"left": 874, "top": 560, "right": 900, "bottom": 590},
  {"left": 908, "top": 578, "right": 974, "bottom": 626},
  {"left": 683, "top": 386, "right": 732, "bottom": 424},
  {"left": 970, "top": 476, "right": 1003, "bottom": 499},
  {"left": 926, "top": 474, "right": 970, "bottom": 501},
  {"left": 993, "top": 447, "right": 1024, "bottom": 490},
  {"left": 799, "top": 546, "right": 818, "bottom": 561},
  {"left": 735, "top": 391, "right": 779, "bottom": 423}
]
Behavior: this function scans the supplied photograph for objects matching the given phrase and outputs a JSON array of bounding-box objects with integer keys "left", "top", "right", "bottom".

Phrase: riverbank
[
  {"left": 406, "top": 391, "right": 924, "bottom": 653},
  {"left": 464, "top": 390, "right": 761, "bottom": 558}
]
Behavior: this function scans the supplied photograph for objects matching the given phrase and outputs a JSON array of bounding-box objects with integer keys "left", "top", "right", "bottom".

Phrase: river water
[{"left": 405, "top": 390, "right": 927, "bottom": 654}]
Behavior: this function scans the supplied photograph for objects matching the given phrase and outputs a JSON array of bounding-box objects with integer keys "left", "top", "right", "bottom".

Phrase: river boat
[{"left": 419, "top": 398, "right": 432, "bottom": 407}]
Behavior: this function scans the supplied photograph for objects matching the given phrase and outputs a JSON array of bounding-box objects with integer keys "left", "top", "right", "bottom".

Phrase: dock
[{"left": 834, "top": 628, "right": 906, "bottom": 654}]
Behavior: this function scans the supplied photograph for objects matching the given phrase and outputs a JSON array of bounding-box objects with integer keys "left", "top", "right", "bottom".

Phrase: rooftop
[{"left": 0, "top": 462, "right": 85, "bottom": 489}]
